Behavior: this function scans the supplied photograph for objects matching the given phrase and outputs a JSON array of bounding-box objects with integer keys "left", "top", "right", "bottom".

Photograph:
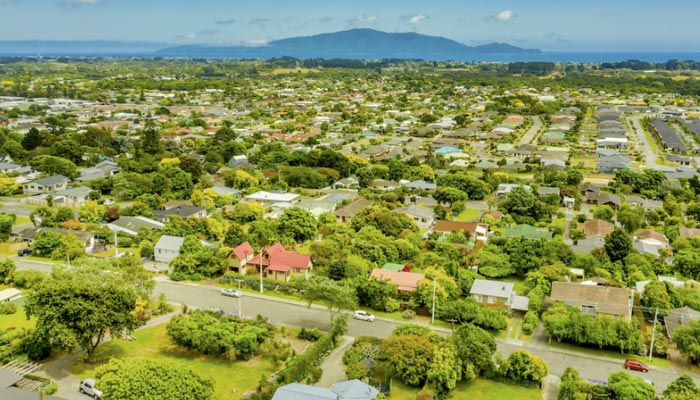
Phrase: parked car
[
  {"left": 79, "top": 378, "right": 102, "bottom": 399},
  {"left": 103, "top": 199, "right": 115, "bottom": 205},
  {"left": 17, "top": 248, "right": 32, "bottom": 257},
  {"left": 221, "top": 288, "right": 243, "bottom": 298},
  {"left": 624, "top": 359, "right": 649, "bottom": 372},
  {"left": 353, "top": 310, "right": 375, "bottom": 322}
]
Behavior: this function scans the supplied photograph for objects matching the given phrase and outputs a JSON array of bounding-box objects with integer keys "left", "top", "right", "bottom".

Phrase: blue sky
[{"left": 1, "top": 0, "right": 699, "bottom": 51}]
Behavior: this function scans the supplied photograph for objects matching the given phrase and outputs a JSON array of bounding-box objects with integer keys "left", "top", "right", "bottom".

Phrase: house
[
  {"left": 108, "top": 216, "right": 165, "bottom": 236},
  {"left": 0, "top": 162, "right": 21, "bottom": 174},
  {"left": 332, "top": 177, "right": 360, "bottom": 190},
  {"left": 54, "top": 186, "right": 92, "bottom": 205},
  {"left": 537, "top": 186, "right": 561, "bottom": 198},
  {"left": 335, "top": 197, "right": 372, "bottom": 223},
  {"left": 154, "top": 235, "right": 185, "bottom": 263},
  {"left": 245, "top": 191, "right": 300, "bottom": 206},
  {"left": 635, "top": 230, "right": 669, "bottom": 246},
  {"left": 431, "top": 220, "right": 489, "bottom": 240},
  {"left": 469, "top": 279, "right": 529, "bottom": 311},
  {"left": 571, "top": 237, "right": 606, "bottom": 254},
  {"left": 246, "top": 242, "right": 312, "bottom": 281},
  {"left": 391, "top": 204, "right": 434, "bottom": 231},
  {"left": 582, "top": 219, "right": 615, "bottom": 238},
  {"left": 228, "top": 241, "right": 255, "bottom": 273},
  {"left": 211, "top": 185, "right": 240, "bottom": 198},
  {"left": 381, "top": 263, "right": 407, "bottom": 272},
  {"left": 16, "top": 226, "right": 95, "bottom": 254},
  {"left": 228, "top": 155, "right": 249, "bottom": 166},
  {"left": 548, "top": 281, "right": 633, "bottom": 320},
  {"left": 272, "top": 380, "right": 378, "bottom": 400},
  {"left": 22, "top": 174, "right": 68, "bottom": 195},
  {"left": 404, "top": 180, "right": 437, "bottom": 191},
  {"left": 503, "top": 224, "right": 553, "bottom": 240},
  {"left": 152, "top": 206, "right": 208, "bottom": 223},
  {"left": 664, "top": 306, "right": 700, "bottom": 338},
  {"left": 679, "top": 227, "right": 700, "bottom": 239},
  {"left": 369, "top": 179, "right": 398, "bottom": 191},
  {"left": 369, "top": 268, "right": 424, "bottom": 294},
  {"left": 497, "top": 184, "right": 531, "bottom": 196}
]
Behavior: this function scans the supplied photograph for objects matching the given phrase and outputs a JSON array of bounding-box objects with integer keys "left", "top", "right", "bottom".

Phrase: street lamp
[{"left": 233, "top": 278, "right": 244, "bottom": 317}]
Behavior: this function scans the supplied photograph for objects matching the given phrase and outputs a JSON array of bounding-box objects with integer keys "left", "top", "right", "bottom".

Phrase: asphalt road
[
  {"left": 518, "top": 115, "right": 543, "bottom": 145},
  {"left": 154, "top": 280, "right": 693, "bottom": 392},
  {"left": 629, "top": 115, "right": 665, "bottom": 170}
]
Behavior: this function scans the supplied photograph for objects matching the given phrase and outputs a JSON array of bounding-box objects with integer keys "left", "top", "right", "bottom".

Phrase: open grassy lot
[
  {"left": 389, "top": 378, "right": 541, "bottom": 400},
  {"left": 71, "top": 323, "right": 277, "bottom": 399},
  {"left": 455, "top": 208, "right": 481, "bottom": 222},
  {"left": 0, "top": 306, "right": 35, "bottom": 331}
]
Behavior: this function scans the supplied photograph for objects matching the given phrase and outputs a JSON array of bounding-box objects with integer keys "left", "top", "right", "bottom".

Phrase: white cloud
[
  {"left": 409, "top": 14, "right": 428, "bottom": 24},
  {"left": 348, "top": 14, "right": 377, "bottom": 27},
  {"left": 496, "top": 9, "right": 514, "bottom": 22},
  {"left": 244, "top": 39, "right": 270, "bottom": 46}
]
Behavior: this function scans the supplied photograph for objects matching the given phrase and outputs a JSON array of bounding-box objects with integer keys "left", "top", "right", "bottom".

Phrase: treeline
[
  {"left": 600, "top": 59, "right": 700, "bottom": 70},
  {"left": 507, "top": 62, "right": 557, "bottom": 75}
]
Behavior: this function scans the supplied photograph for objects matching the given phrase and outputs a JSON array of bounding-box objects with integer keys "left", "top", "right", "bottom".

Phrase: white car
[
  {"left": 103, "top": 199, "right": 115, "bottom": 205},
  {"left": 79, "top": 378, "right": 102, "bottom": 399},
  {"left": 353, "top": 310, "right": 375, "bottom": 322},
  {"left": 221, "top": 288, "right": 243, "bottom": 298}
]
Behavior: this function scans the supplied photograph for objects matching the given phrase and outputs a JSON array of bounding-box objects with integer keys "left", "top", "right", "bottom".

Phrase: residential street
[
  {"left": 12, "top": 258, "right": 695, "bottom": 395},
  {"left": 154, "top": 280, "right": 690, "bottom": 393},
  {"left": 628, "top": 115, "right": 665, "bottom": 170},
  {"left": 518, "top": 115, "right": 543, "bottom": 145}
]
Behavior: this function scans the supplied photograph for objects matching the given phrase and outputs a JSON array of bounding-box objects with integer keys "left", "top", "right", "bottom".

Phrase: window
[
  {"left": 475, "top": 295, "right": 483, "bottom": 302},
  {"left": 487, "top": 296, "right": 496, "bottom": 304},
  {"left": 582, "top": 305, "right": 596, "bottom": 315}
]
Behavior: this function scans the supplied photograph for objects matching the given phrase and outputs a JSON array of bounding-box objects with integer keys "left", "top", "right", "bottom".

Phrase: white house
[{"left": 154, "top": 235, "right": 185, "bottom": 263}]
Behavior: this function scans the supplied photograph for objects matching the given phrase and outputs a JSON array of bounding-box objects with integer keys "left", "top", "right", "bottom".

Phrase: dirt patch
[{"left": 276, "top": 333, "right": 311, "bottom": 355}]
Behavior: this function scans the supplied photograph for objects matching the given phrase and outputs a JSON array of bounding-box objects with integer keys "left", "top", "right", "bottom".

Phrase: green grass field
[
  {"left": 71, "top": 324, "right": 276, "bottom": 399},
  {"left": 389, "top": 378, "right": 541, "bottom": 400},
  {"left": 455, "top": 208, "right": 481, "bottom": 222},
  {"left": 0, "top": 306, "right": 35, "bottom": 331}
]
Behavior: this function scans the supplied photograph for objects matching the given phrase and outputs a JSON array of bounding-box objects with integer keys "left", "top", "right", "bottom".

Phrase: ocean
[{"left": 461, "top": 52, "right": 700, "bottom": 63}]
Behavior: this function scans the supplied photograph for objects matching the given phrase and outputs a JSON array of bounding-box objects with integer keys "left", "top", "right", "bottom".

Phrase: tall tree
[
  {"left": 298, "top": 275, "right": 357, "bottom": 325},
  {"left": 25, "top": 267, "right": 140, "bottom": 358},
  {"left": 605, "top": 228, "right": 632, "bottom": 262}
]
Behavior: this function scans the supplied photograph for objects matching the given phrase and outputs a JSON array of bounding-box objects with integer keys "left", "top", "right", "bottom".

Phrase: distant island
[
  {"left": 155, "top": 29, "right": 541, "bottom": 60},
  {"left": 0, "top": 29, "right": 540, "bottom": 60}
]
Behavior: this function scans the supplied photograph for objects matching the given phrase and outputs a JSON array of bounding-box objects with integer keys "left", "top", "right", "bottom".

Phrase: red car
[{"left": 625, "top": 359, "right": 649, "bottom": 372}]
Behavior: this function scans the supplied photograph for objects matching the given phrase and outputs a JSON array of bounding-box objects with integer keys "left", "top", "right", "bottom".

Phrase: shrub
[
  {"left": 521, "top": 311, "right": 539, "bottom": 335},
  {"left": 0, "top": 302, "right": 17, "bottom": 315},
  {"left": 402, "top": 309, "right": 416, "bottom": 320},
  {"left": 12, "top": 270, "right": 47, "bottom": 288},
  {"left": 385, "top": 297, "right": 400, "bottom": 313},
  {"left": 44, "top": 380, "right": 58, "bottom": 395},
  {"left": 297, "top": 327, "right": 322, "bottom": 342}
]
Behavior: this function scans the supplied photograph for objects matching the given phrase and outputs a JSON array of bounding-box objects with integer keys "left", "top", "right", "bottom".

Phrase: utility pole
[
  {"left": 234, "top": 278, "right": 243, "bottom": 317},
  {"left": 431, "top": 279, "right": 436, "bottom": 324},
  {"left": 259, "top": 247, "right": 264, "bottom": 294},
  {"left": 649, "top": 307, "right": 659, "bottom": 362}
]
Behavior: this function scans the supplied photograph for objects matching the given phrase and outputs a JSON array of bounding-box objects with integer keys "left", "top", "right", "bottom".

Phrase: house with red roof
[
  {"left": 229, "top": 241, "right": 255, "bottom": 273},
  {"left": 244, "top": 242, "right": 312, "bottom": 281}
]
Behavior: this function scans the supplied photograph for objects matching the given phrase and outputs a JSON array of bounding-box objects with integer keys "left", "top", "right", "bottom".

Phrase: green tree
[
  {"left": 277, "top": 207, "right": 318, "bottom": 242},
  {"left": 140, "top": 119, "right": 163, "bottom": 155},
  {"left": 592, "top": 205, "right": 615, "bottom": 222},
  {"left": 433, "top": 187, "right": 467, "bottom": 206},
  {"left": 558, "top": 366, "right": 583, "bottom": 400},
  {"left": 0, "top": 213, "right": 16, "bottom": 241},
  {"left": 605, "top": 228, "right": 632, "bottom": 262},
  {"left": 29, "top": 155, "right": 78, "bottom": 179},
  {"left": 381, "top": 334, "right": 434, "bottom": 387},
  {"left": 169, "top": 235, "right": 229, "bottom": 280},
  {"left": 427, "top": 341, "right": 462, "bottom": 399},
  {"left": 663, "top": 374, "right": 700, "bottom": 399},
  {"left": 223, "top": 223, "right": 247, "bottom": 247},
  {"left": 608, "top": 371, "right": 655, "bottom": 400},
  {"left": 499, "top": 349, "right": 548, "bottom": 385},
  {"left": 672, "top": 319, "right": 700, "bottom": 363},
  {"left": 298, "top": 275, "right": 357, "bottom": 325},
  {"left": 96, "top": 358, "right": 214, "bottom": 400},
  {"left": 452, "top": 323, "right": 496, "bottom": 377},
  {"left": 25, "top": 267, "right": 140, "bottom": 358},
  {"left": 0, "top": 259, "right": 15, "bottom": 282}
]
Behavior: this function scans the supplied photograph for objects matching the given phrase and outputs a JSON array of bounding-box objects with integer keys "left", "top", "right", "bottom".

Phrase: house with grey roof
[
  {"left": 211, "top": 185, "right": 240, "bottom": 198},
  {"left": 272, "top": 380, "right": 378, "bottom": 400},
  {"left": 0, "top": 162, "right": 21, "bottom": 174},
  {"left": 54, "top": 186, "right": 92, "bottom": 205},
  {"left": 391, "top": 204, "right": 434, "bottom": 231},
  {"left": 154, "top": 235, "right": 185, "bottom": 263},
  {"left": 22, "top": 174, "right": 68, "bottom": 195},
  {"left": 228, "top": 155, "right": 249, "bottom": 166},
  {"left": 665, "top": 306, "right": 700, "bottom": 338},
  {"left": 404, "top": 180, "right": 437, "bottom": 191},
  {"left": 108, "top": 216, "right": 165, "bottom": 236},
  {"left": 470, "top": 279, "right": 529, "bottom": 311},
  {"left": 152, "top": 205, "right": 208, "bottom": 223}
]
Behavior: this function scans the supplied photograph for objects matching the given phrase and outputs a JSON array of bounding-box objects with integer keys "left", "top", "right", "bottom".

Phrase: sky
[{"left": 1, "top": 0, "right": 700, "bottom": 52}]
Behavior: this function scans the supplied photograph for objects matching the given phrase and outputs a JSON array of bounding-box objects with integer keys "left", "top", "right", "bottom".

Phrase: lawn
[
  {"left": 389, "top": 378, "right": 541, "bottom": 400},
  {"left": 0, "top": 306, "right": 35, "bottom": 331},
  {"left": 71, "top": 324, "right": 277, "bottom": 399},
  {"left": 455, "top": 208, "right": 481, "bottom": 222}
]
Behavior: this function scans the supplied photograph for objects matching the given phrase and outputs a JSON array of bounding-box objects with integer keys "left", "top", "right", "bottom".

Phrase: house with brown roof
[
  {"left": 369, "top": 268, "right": 424, "bottom": 294},
  {"left": 246, "top": 242, "right": 312, "bottom": 281},
  {"left": 481, "top": 210, "right": 503, "bottom": 221},
  {"left": 334, "top": 197, "right": 372, "bottom": 223},
  {"left": 431, "top": 220, "right": 489, "bottom": 240},
  {"left": 229, "top": 241, "right": 255, "bottom": 273},
  {"left": 679, "top": 227, "right": 700, "bottom": 239},
  {"left": 582, "top": 219, "right": 615, "bottom": 238},
  {"left": 548, "top": 281, "right": 633, "bottom": 320},
  {"left": 635, "top": 230, "right": 669, "bottom": 246}
]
